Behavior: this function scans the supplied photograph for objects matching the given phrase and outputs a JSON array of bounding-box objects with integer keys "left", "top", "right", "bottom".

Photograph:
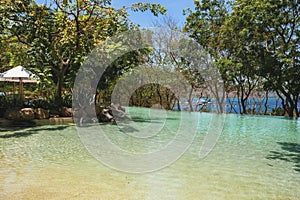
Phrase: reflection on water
[{"left": 0, "top": 110, "right": 300, "bottom": 199}]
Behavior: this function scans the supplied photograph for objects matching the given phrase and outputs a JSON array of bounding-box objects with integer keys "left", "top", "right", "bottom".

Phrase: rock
[
  {"left": 49, "top": 117, "right": 73, "bottom": 123},
  {"left": 111, "top": 103, "right": 125, "bottom": 112},
  {"left": 73, "top": 105, "right": 115, "bottom": 124},
  {"left": 34, "top": 108, "right": 50, "bottom": 119},
  {"left": 20, "top": 108, "right": 35, "bottom": 121},
  {"left": 73, "top": 105, "right": 128, "bottom": 125},
  {"left": 109, "top": 106, "right": 127, "bottom": 120},
  {"left": 97, "top": 106, "right": 114, "bottom": 122},
  {"left": 49, "top": 109, "right": 60, "bottom": 116},
  {"left": 50, "top": 107, "right": 72, "bottom": 117},
  {"left": 73, "top": 106, "right": 98, "bottom": 124},
  {"left": 59, "top": 107, "right": 73, "bottom": 117},
  {"left": 109, "top": 103, "right": 129, "bottom": 121},
  {"left": 5, "top": 108, "right": 35, "bottom": 121}
]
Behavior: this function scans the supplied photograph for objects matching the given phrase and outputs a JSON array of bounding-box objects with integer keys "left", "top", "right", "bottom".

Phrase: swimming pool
[{"left": 1, "top": 108, "right": 299, "bottom": 199}]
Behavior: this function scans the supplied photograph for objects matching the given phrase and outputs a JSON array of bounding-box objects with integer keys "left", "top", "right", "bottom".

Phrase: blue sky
[
  {"left": 112, "top": 0, "right": 195, "bottom": 27},
  {"left": 36, "top": 0, "right": 195, "bottom": 27}
]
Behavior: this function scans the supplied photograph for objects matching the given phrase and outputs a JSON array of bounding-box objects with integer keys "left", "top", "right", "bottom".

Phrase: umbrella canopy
[
  {"left": 0, "top": 66, "right": 39, "bottom": 101},
  {"left": 1, "top": 65, "right": 38, "bottom": 81},
  {"left": 0, "top": 78, "right": 38, "bottom": 83}
]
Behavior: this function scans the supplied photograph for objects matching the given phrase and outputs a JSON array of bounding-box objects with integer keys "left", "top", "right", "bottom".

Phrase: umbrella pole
[
  {"left": 13, "top": 82, "right": 15, "bottom": 96},
  {"left": 19, "top": 78, "right": 23, "bottom": 103}
]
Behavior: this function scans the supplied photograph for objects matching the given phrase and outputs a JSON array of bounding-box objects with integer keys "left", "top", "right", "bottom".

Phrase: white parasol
[{"left": 0, "top": 66, "right": 39, "bottom": 99}]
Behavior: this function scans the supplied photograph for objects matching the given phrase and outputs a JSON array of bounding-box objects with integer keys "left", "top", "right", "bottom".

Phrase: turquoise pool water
[{"left": 1, "top": 108, "right": 300, "bottom": 199}]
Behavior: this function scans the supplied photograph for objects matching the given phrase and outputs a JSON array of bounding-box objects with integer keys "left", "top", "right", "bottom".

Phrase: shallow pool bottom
[{"left": 1, "top": 110, "right": 300, "bottom": 199}]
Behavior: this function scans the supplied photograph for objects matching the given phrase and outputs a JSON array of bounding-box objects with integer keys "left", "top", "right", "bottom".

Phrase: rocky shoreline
[{"left": 1, "top": 104, "right": 128, "bottom": 125}]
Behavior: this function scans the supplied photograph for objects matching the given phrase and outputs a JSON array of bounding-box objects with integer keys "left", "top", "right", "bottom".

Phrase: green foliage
[
  {"left": 271, "top": 108, "right": 285, "bottom": 116},
  {"left": 131, "top": 3, "right": 166, "bottom": 17},
  {"left": 1, "top": 0, "right": 166, "bottom": 108},
  {"left": 184, "top": 0, "right": 300, "bottom": 117},
  {"left": 30, "top": 98, "right": 52, "bottom": 109},
  {"left": 130, "top": 83, "right": 175, "bottom": 109}
]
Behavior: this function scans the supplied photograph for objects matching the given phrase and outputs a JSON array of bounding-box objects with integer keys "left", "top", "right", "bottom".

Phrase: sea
[{"left": 176, "top": 97, "right": 300, "bottom": 114}]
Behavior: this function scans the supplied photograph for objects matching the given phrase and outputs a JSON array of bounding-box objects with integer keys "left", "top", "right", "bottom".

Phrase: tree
[
  {"left": 0, "top": 0, "right": 32, "bottom": 68},
  {"left": 144, "top": 16, "right": 226, "bottom": 112},
  {"left": 184, "top": 0, "right": 300, "bottom": 117},
  {"left": 144, "top": 17, "right": 205, "bottom": 111},
  {"left": 184, "top": 0, "right": 229, "bottom": 113},
  {"left": 1, "top": 0, "right": 166, "bottom": 107},
  {"left": 231, "top": 0, "right": 300, "bottom": 117},
  {"left": 219, "top": 10, "right": 263, "bottom": 114}
]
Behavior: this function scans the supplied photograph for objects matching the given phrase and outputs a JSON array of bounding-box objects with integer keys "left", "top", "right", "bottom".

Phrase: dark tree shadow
[
  {"left": 117, "top": 116, "right": 173, "bottom": 133},
  {"left": 129, "top": 116, "right": 178, "bottom": 123},
  {"left": 130, "top": 117, "right": 153, "bottom": 123},
  {"left": 0, "top": 125, "right": 69, "bottom": 138},
  {"left": 267, "top": 142, "right": 300, "bottom": 173},
  {"left": 119, "top": 125, "right": 139, "bottom": 133},
  {"left": 0, "top": 120, "right": 37, "bottom": 130}
]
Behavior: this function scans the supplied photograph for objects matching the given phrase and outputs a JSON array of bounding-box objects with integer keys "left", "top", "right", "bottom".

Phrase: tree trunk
[
  {"left": 237, "top": 90, "right": 242, "bottom": 114},
  {"left": 241, "top": 98, "right": 247, "bottom": 114},
  {"left": 53, "top": 62, "right": 69, "bottom": 107},
  {"left": 177, "top": 98, "right": 181, "bottom": 111},
  {"left": 188, "top": 88, "right": 194, "bottom": 112},
  {"left": 156, "top": 85, "right": 162, "bottom": 109},
  {"left": 277, "top": 90, "right": 297, "bottom": 117},
  {"left": 228, "top": 96, "right": 238, "bottom": 114},
  {"left": 55, "top": 72, "right": 64, "bottom": 106},
  {"left": 294, "top": 95, "right": 299, "bottom": 117},
  {"left": 264, "top": 91, "right": 269, "bottom": 115},
  {"left": 240, "top": 84, "right": 247, "bottom": 114}
]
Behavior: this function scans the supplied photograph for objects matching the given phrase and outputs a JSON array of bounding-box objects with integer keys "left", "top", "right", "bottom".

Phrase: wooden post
[
  {"left": 13, "top": 81, "right": 15, "bottom": 96},
  {"left": 19, "top": 78, "right": 23, "bottom": 103}
]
